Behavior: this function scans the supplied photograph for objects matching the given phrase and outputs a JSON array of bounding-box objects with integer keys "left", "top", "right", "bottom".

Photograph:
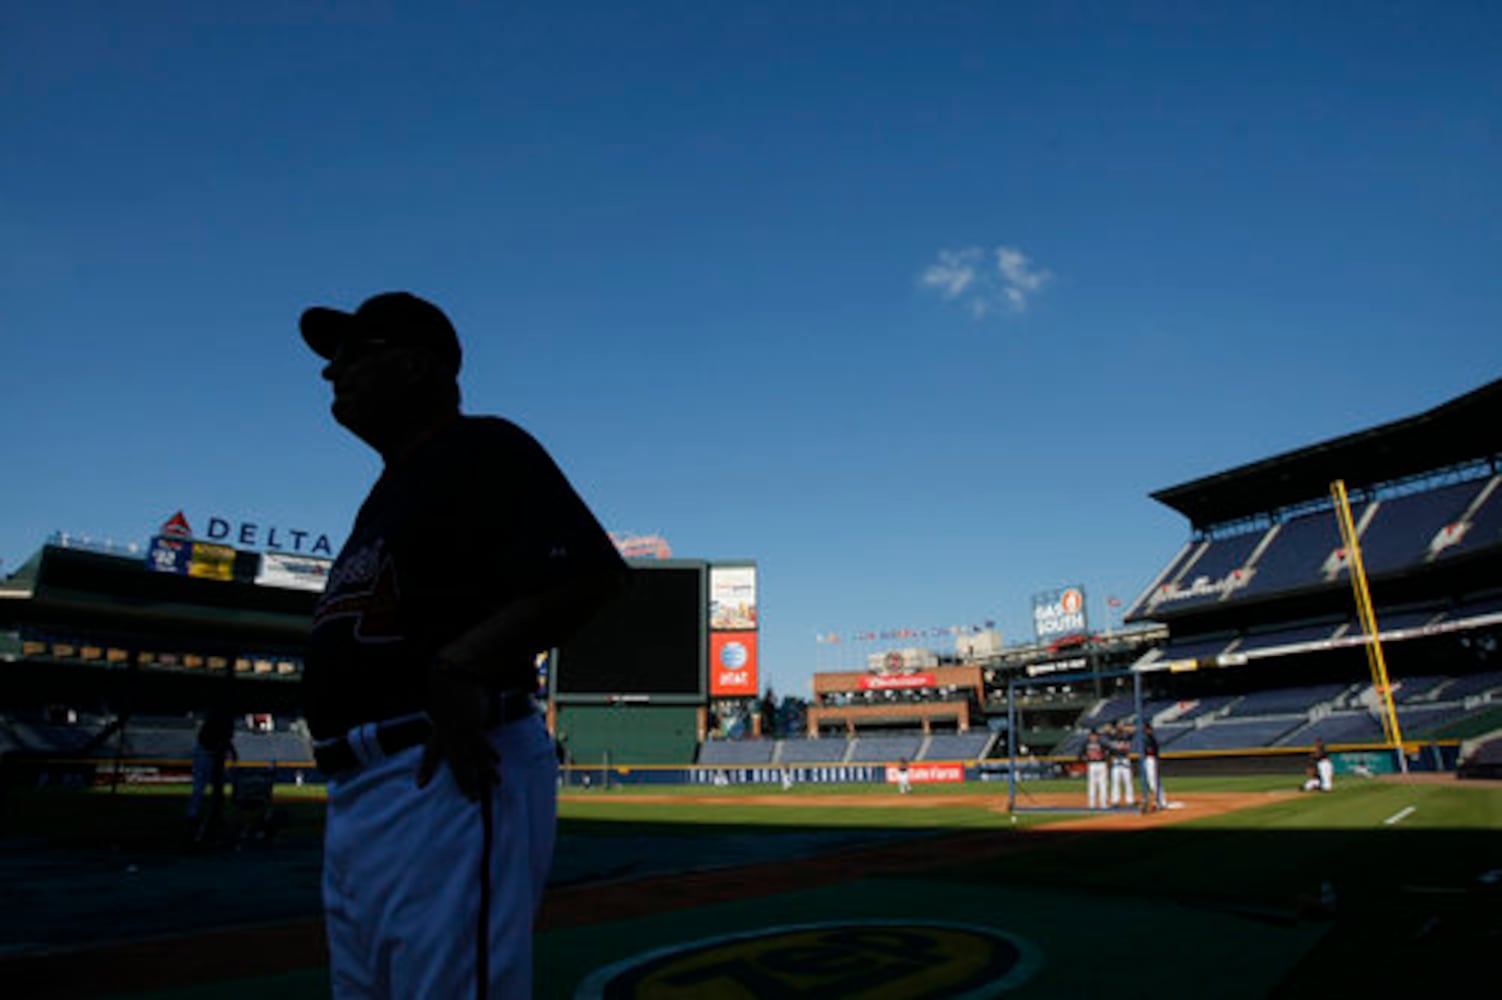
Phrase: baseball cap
[{"left": 300, "top": 291, "right": 462, "bottom": 374}]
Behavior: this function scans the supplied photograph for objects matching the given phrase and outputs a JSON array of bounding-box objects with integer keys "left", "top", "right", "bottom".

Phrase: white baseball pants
[
  {"left": 1087, "top": 761, "right": 1108, "bottom": 809},
  {"left": 322, "top": 713, "right": 558, "bottom": 999}
]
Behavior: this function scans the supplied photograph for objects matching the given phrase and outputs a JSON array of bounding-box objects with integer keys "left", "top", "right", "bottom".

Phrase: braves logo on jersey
[{"left": 313, "top": 540, "right": 405, "bottom": 642}]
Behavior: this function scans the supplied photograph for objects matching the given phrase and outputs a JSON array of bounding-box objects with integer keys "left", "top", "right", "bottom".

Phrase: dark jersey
[
  {"left": 302, "top": 416, "right": 624, "bottom": 739},
  {"left": 1143, "top": 731, "right": 1159, "bottom": 758},
  {"left": 1083, "top": 739, "right": 1106, "bottom": 763}
]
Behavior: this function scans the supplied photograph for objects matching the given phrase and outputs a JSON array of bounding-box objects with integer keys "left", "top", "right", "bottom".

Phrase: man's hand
[{"left": 417, "top": 667, "right": 499, "bottom": 800}]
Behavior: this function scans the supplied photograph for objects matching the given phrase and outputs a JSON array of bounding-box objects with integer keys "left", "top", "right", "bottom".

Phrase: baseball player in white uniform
[
  {"left": 1083, "top": 730, "right": 1108, "bottom": 810},
  {"left": 1108, "top": 723, "right": 1135, "bottom": 807}
]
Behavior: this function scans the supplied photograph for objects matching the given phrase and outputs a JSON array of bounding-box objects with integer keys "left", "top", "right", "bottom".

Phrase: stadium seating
[
  {"left": 778, "top": 737, "right": 850, "bottom": 765},
  {"left": 1280, "top": 712, "right": 1385, "bottom": 746},
  {"left": 1359, "top": 479, "right": 1488, "bottom": 576},
  {"left": 1164, "top": 717, "right": 1302, "bottom": 753},
  {"left": 1440, "top": 477, "right": 1502, "bottom": 561},
  {"left": 1397, "top": 703, "right": 1478, "bottom": 737},
  {"left": 1238, "top": 510, "right": 1358, "bottom": 598},
  {"left": 1437, "top": 670, "right": 1502, "bottom": 700},
  {"left": 847, "top": 732, "right": 923, "bottom": 764},
  {"left": 920, "top": 731, "right": 993, "bottom": 761},
  {"left": 1156, "top": 695, "right": 1236, "bottom": 722},
  {"left": 1388, "top": 675, "right": 1450, "bottom": 703},
  {"left": 1222, "top": 683, "right": 1347, "bottom": 718},
  {"left": 698, "top": 739, "right": 776, "bottom": 766},
  {"left": 1458, "top": 734, "right": 1502, "bottom": 778},
  {"left": 237, "top": 730, "right": 314, "bottom": 763},
  {"left": 1149, "top": 634, "right": 1235, "bottom": 663},
  {"left": 1079, "top": 696, "right": 1135, "bottom": 726},
  {"left": 1233, "top": 623, "right": 1341, "bottom": 655},
  {"left": 1153, "top": 533, "right": 1263, "bottom": 613},
  {"left": 122, "top": 727, "right": 197, "bottom": 758}
]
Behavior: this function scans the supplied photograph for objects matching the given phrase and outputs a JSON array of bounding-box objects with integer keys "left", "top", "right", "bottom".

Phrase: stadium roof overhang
[{"left": 1152, "top": 377, "right": 1502, "bottom": 532}]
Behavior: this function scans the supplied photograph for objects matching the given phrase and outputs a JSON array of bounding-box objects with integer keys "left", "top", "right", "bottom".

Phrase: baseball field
[{"left": 2, "top": 771, "right": 1498, "bottom": 998}]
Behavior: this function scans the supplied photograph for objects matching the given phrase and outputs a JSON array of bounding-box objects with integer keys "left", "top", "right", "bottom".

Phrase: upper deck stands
[
  {"left": 1136, "top": 475, "right": 1501, "bottom": 622},
  {"left": 1239, "top": 509, "right": 1357, "bottom": 599},
  {"left": 1442, "top": 478, "right": 1502, "bottom": 560},
  {"left": 1145, "top": 533, "right": 1262, "bottom": 615},
  {"left": 1360, "top": 479, "right": 1488, "bottom": 575}
]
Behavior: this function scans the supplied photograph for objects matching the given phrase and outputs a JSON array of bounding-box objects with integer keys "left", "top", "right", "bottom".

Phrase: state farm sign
[{"left": 886, "top": 763, "right": 964, "bottom": 784}]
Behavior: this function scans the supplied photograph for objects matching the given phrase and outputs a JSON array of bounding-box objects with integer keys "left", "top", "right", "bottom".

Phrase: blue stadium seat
[
  {"left": 1168, "top": 718, "right": 1301, "bottom": 752},
  {"left": 1360, "top": 480, "right": 1488, "bottom": 576},
  {"left": 698, "top": 740, "right": 776, "bottom": 766},
  {"left": 1223, "top": 684, "right": 1347, "bottom": 718},
  {"left": 847, "top": 733, "right": 923, "bottom": 763},
  {"left": 778, "top": 737, "right": 850, "bottom": 765},
  {"left": 920, "top": 731, "right": 992, "bottom": 761},
  {"left": 1146, "top": 533, "right": 1264, "bottom": 614},
  {"left": 1439, "top": 477, "right": 1502, "bottom": 560},
  {"left": 1239, "top": 509, "right": 1360, "bottom": 599}
]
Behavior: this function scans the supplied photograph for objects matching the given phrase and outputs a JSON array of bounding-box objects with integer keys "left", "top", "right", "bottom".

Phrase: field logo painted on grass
[{"left": 576, "top": 919, "right": 1040, "bottom": 998}]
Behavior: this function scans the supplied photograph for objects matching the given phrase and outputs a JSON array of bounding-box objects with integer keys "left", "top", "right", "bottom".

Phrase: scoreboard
[{"left": 552, "top": 561, "right": 707, "bottom": 702}]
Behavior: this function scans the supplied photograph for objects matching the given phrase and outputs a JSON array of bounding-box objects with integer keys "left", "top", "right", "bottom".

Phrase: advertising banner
[
  {"left": 255, "top": 551, "right": 333, "bottom": 592},
  {"left": 885, "top": 762, "right": 964, "bottom": 784},
  {"left": 710, "top": 631, "right": 759, "bottom": 697},
  {"left": 187, "top": 541, "right": 236, "bottom": 581},
  {"left": 710, "top": 564, "right": 758, "bottom": 631},
  {"left": 145, "top": 536, "right": 191, "bottom": 575},
  {"left": 859, "top": 673, "right": 937, "bottom": 691},
  {"left": 1032, "top": 585, "right": 1088, "bottom": 642}
]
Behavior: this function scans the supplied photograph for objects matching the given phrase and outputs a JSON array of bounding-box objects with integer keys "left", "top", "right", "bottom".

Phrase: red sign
[
  {"left": 886, "top": 763, "right": 964, "bottom": 784},
  {"left": 859, "top": 673, "right": 936, "bottom": 691},
  {"left": 710, "top": 631, "right": 759, "bottom": 697}
]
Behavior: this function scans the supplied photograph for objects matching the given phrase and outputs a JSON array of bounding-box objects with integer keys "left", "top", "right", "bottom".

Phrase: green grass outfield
[{"left": 3, "top": 775, "right": 1499, "bottom": 998}]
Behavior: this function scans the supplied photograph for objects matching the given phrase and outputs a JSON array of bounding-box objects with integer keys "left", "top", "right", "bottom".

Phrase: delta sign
[{"left": 159, "top": 511, "right": 335, "bottom": 556}]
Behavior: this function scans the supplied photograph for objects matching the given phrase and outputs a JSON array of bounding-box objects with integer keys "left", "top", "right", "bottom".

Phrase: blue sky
[{"left": 4, "top": 2, "right": 1500, "bottom": 697}]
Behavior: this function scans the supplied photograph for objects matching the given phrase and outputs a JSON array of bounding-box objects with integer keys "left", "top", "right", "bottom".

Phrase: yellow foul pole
[{"left": 1330, "top": 479, "right": 1408, "bottom": 773}]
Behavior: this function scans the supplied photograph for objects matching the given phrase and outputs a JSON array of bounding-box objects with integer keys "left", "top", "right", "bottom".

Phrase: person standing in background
[
  {"left": 1082, "top": 730, "right": 1108, "bottom": 810},
  {"left": 1108, "top": 722, "right": 1135, "bottom": 808},
  {"left": 1141, "top": 722, "right": 1165, "bottom": 810}
]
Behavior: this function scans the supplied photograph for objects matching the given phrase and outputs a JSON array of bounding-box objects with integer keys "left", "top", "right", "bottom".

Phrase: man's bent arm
[{"left": 435, "top": 565, "right": 630, "bottom": 683}]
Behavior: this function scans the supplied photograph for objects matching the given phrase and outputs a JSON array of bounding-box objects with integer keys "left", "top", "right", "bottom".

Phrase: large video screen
[{"left": 554, "top": 563, "right": 705, "bottom": 698}]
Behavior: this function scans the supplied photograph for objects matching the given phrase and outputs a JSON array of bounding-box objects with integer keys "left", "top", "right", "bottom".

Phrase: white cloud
[
  {"left": 919, "top": 244, "right": 1053, "bottom": 316},
  {"left": 918, "top": 248, "right": 983, "bottom": 300}
]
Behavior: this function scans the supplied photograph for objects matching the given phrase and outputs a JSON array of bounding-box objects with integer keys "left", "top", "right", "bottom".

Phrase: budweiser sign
[{"left": 860, "top": 673, "right": 936, "bottom": 691}]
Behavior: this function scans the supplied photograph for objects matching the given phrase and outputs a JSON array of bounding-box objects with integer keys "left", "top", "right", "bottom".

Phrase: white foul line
[{"left": 1384, "top": 806, "right": 1417, "bottom": 826}]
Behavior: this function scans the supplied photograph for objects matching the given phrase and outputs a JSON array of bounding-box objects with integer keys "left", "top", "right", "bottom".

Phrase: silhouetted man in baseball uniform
[{"left": 301, "top": 292, "right": 627, "bottom": 999}]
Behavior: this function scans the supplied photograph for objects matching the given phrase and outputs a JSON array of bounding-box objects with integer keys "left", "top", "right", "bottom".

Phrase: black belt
[{"left": 314, "top": 693, "right": 537, "bottom": 775}]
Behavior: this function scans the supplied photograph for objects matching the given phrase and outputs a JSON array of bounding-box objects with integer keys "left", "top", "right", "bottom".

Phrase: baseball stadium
[{"left": 3, "top": 380, "right": 1501, "bottom": 998}]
